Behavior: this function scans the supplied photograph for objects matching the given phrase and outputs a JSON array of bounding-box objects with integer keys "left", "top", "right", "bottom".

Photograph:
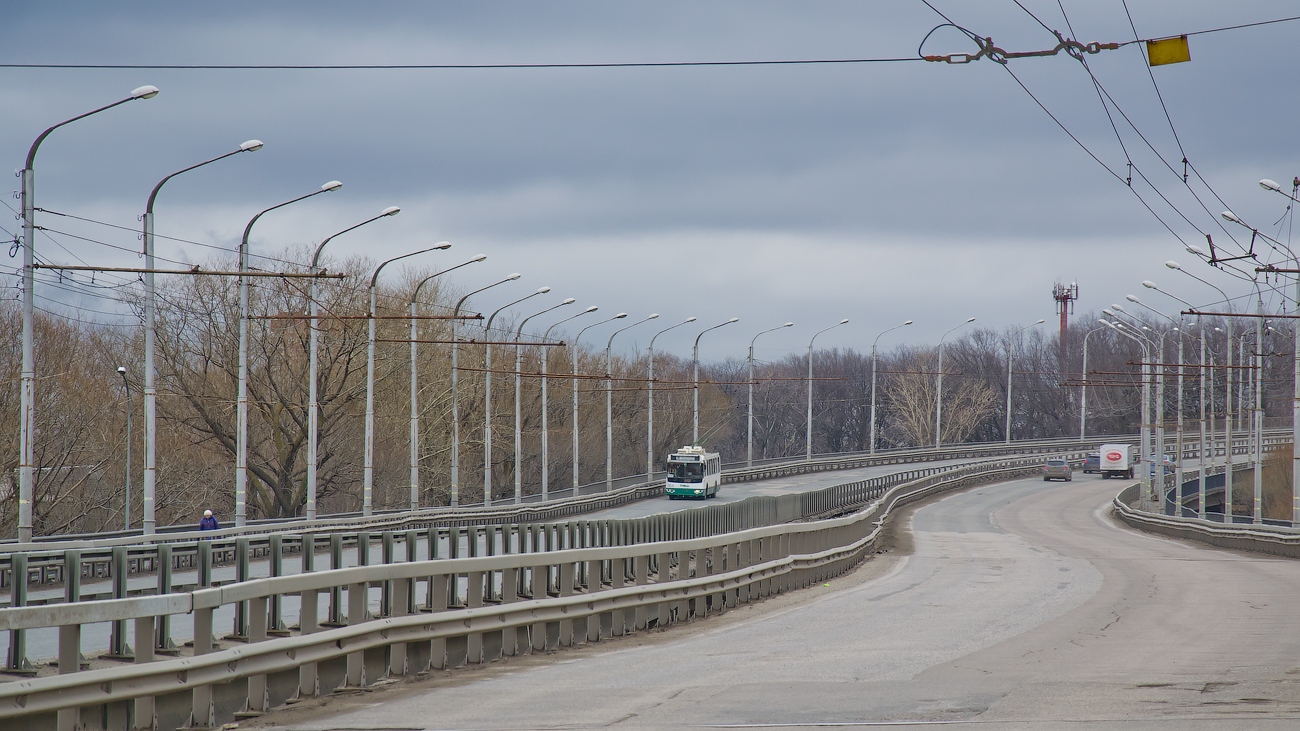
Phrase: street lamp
[
  {"left": 139, "top": 139, "right": 262, "bottom": 535},
  {"left": 1005, "top": 320, "right": 1045, "bottom": 444},
  {"left": 365, "top": 245, "right": 449, "bottom": 516},
  {"left": 870, "top": 321, "right": 912, "bottom": 456},
  {"left": 237, "top": 181, "right": 342, "bottom": 526},
  {"left": 1100, "top": 317, "right": 1155, "bottom": 507},
  {"left": 1079, "top": 325, "right": 1107, "bottom": 441},
  {"left": 408, "top": 254, "right": 484, "bottom": 513},
  {"left": 306, "top": 206, "right": 402, "bottom": 520},
  {"left": 513, "top": 298, "right": 575, "bottom": 503},
  {"left": 1167, "top": 260, "right": 1235, "bottom": 521},
  {"left": 1112, "top": 304, "right": 1168, "bottom": 504},
  {"left": 450, "top": 274, "right": 522, "bottom": 506},
  {"left": 695, "top": 318, "right": 739, "bottom": 446},
  {"left": 573, "top": 313, "right": 627, "bottom": 494},
  {"left": 647, "top": 317, "right": 696, "bottom": 479},
  {"left": 1128, "top": 294, "right": 1194, "bottom": 509},
  {"left": 541, "top": 306, "right": 598, "bottom": 499},
  {"left": 808, "top": 319, "right": 849, "bottom": 459},
  {"left": 117, "top": 367, "right": 131, "bottom": 531},
  {"left": 748, "top": 322, "right": 794, "bottom": 468},
  {"left": 484, "top": 287, "right": 552, "bottom": 505},
  {"left": 17, "top": 84, "right": 159, "bottom": 542},
  {"left": 606, "top": 314, "right": 659, "bottom": 490},
  {"left": 1258, "top": 178, "right": 1300, "bottom": 524},
  {"left": 935, "top": 318, "right": 975, "bottom": 448}
]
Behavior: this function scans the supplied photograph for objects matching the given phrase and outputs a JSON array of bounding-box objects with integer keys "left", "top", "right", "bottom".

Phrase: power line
[{"left": 0, "top": 57, "right": 922, "bottom": 71}]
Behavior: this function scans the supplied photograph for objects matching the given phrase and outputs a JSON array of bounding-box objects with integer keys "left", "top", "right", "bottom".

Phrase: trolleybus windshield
[{"left": 669, "top": 462, "right": 704, "bottom": 483}]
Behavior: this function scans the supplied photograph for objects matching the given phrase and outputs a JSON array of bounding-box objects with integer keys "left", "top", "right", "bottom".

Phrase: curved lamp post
[
  {"left": 748, "top": 322, "right": 793, "bottom": 468},
  {"left": 1258, "top": 179, "right": 1300, "bottom": 523},
  {"left": 237, "top": 181, "right": 342, "bottom": 526},
  {"left": 647, "top": 317, "right": 696, "bottom": 478},
  {"left": 1004, "top": 320, "right": 1045, "bottom": 444},
  {"left": 807, "top": 319, "right": 849, "bottom": 460},
  {"left": 450, "top": 274, "right": 521, "bottom": 506},
  {"left": 406, "top": 254, "right": 486, "bottom": 512},
  {"left": 695, "top": 318, "right": 740, "bottom": 446},
  {"left": 1112, "top": 304, "right": 1168, "bottom": 502},
  {"left": 1128, "top": 293, "right": 1197, "bottom": 513},
  {"left": 870, "top": 320, "right": 912, "bottom": 455},
  {"left": 17, "top": 84, "right": 158, "bottom": 542},
  {"left": 1101, "top": 316, "right": 1156, "bottom": 506},
  {"left": 606, "top": 314, "right": 658, "bottom": 490},
  {"left": 935, "top": 318, "right": 975, "bottom": 448},
  {"left": 1167, "top": 260, "right": 1235, "bottom": 520},
  {"left": 305, "top": 206, "right": 402, "bottom": 519},
  {"left": 140, "top": 139, "right": 262, "bottom": 534},
  {"left": 541, "top": 306, "right": 598, "bottom": 499},
  {"left": 1079, "top": 325, "right": 1108, "bottom": 441},
  {"left": 483, "top": 287, "right": 552, "bottom": 505},
  {"left": 364, "top": 245, "right": 449, "bottom": 516},
  {"left": 513, "top": 298, "right": 575, "bottom": 503},
  {"left": 573, "top": 313, "right": 627, "bottom": 493}
]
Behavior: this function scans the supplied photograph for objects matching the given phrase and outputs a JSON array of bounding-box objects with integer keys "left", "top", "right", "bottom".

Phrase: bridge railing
[{"left": 0, "top": 452, "right": 1061, "bottom": 731}]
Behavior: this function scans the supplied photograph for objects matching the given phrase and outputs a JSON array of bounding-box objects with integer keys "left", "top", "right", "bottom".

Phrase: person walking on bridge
[{"left": 199, "top": 509, "right": 219, "bottom": 531}]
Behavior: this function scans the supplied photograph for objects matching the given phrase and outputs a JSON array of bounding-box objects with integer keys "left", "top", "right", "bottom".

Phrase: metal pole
[
  {"left": 606, "top": 315, "right": 658, "bottom": 491},
  {"left": 119, "top": 368, "right": 131, "bottom": 531},
  {"left": 1254, "top": 289, "right": 1264, "bottom": 523},
  {"left": 747, "top": 323, "right": 792, "bottom": 468},
  {"left": 540, "top": 308, "right": 594, "bottom": 499},
  {"left": 484, "top": 288, "right": 549, "bottom": 505},
  {"left": 869, "top": 321, "right": 911, "bottom": 455},
  {"left": 807, "top": 319, "right": 847, "bottom": 460},
  {"left": 238, "top": 182, "right": 341, "bottom": 526},
  {"left": 1004, "top": 320, "right": 1043, "bottom": 444},
  {"left": 935, "top": 318, "right": 974, "bottom": 449},
  {"left": 646, "top": 317, "right": 694, "bottom": 479},
  {"left": 694, "top": 318, "right": 738, "bottom": 447},
  {"left": 513, "top": 299, "right": 574, "bottom": 504},
  {"left": 17, "top": 86, "right": 157, "bottom": 542},
  {"left": 573, "top": 314, "right": 626, "bottom": 493}
]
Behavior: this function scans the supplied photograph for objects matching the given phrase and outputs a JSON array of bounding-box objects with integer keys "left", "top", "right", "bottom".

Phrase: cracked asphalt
[{"left": 263, "top": 475, "right": 1300, "bottom": 731}]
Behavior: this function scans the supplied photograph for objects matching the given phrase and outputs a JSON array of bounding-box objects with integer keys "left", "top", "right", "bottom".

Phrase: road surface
[{"left": 278, "top": 473, "right": 1300, "bottom": 730}]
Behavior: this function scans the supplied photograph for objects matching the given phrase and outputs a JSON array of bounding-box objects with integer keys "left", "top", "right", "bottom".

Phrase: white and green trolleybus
[{"left": 665, "top": 445, "right": 722, "bottom": 499}]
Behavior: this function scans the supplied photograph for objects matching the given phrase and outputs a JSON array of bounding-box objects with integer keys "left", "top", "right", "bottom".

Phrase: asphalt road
[{"left": 285, "top": 474, "right": 1300, "bottom": 730}]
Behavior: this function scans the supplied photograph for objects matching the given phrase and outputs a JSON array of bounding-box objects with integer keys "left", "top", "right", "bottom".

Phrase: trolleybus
[{"left": 665, "top": 445, "right": 722, "bottom": 499}]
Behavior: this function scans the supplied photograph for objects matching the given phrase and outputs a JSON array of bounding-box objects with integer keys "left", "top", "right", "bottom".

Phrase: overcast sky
[{"left": 3, "top": 1, "right": 1297, "bottom": 363}]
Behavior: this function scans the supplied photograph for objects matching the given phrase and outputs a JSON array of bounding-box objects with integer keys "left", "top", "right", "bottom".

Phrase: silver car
[{"left": 1042, "top": 458, "right": 1072, "bottom": 482}]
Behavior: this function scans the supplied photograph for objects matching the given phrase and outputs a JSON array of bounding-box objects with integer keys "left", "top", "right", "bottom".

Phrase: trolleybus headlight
[{"left": 695, "top": 489, "right": 702, "bottom": 494}]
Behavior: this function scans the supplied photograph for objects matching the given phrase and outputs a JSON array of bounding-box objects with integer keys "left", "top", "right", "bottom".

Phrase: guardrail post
[
  {"left": 380, "top": 531, "right": 395, "bottom": 618},
  {"left": 189, "top": 604, "right": 215, "bottom": 730},
  {"left": 531, "top": 558, "right": 555, "bottom": 652},
  {"left": 326, "top": 533, "right": 344, "bottom": 626},
  {"left": 501, "top": 563, "right": 521, "bottom": 656},
  {"left": 467, "top": 564, "right": 486, "bottom": 663},
  {"left": 155, "top": 544, "right": 178, "bottom": 654},
  {"left": 429, "top": 569, "right": 450, "bottom": 669},
  {"left": 197, "top": 540, "right": 212, "bottom": 590},
  {"left": 108, "top": 546, "right": 133, "bottom": 658},
  {"left": 267, "top": 535, "right": 285, "bottom": 635},
  {"left": 633, "top": 553, "right": 649, "bottom": 630},
  {"left": 229, "top": 536, "right": 251, "bottom": 641},
  {"left": 558, "top": 559, "right": 576, "bottom": 646},
  {"left": 298, "top": 533, "right": 320, "bottom": 699},
  {"left": 654, "top": 549, "right": 672, "bottom": 628},
  {"left": 134, "top": 610, "right": 158, "bottom": 728},
  {"left": 243, "top": 594, "right": 269, "bottom": 715},
  {"left": 56, "top": 550, "right": 81, "bottom": 731},
  {"left": 346, "top": 575, "right": 368, "bottom": 687}
]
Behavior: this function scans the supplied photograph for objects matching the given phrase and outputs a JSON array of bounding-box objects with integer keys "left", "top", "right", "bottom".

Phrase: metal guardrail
[
  {"left": 0, "top": 452, "right": 1059, "bottom": 731},
  {"left": 1115, "top": 482, "right": 1300, "bottom": 558}
]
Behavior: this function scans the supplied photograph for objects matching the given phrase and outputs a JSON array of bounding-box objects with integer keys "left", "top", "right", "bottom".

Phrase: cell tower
[{"left": 1053, "top": 281, "right": 1079, "bottom": 376}]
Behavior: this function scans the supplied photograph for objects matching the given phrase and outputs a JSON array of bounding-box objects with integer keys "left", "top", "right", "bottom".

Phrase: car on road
[
  {"left": 1083, "top": 453, "right": 1100, "bottom": 474},
  {"left": 1042, "top": 458, "right": 1073, "bottom": 482}
]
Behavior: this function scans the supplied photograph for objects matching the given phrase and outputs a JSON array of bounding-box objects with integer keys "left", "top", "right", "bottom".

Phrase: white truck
[{"left": 1098, "top": 443, "right": 1137, "bottom": 479}]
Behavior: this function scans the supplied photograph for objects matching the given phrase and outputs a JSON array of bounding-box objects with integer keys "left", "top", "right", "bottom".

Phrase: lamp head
[
  {"left": 432, "top": 242, "right": 450, "bottom": 251},
  {"left": 584, "top": 306, "right": 599, "bottom": 313},
  {"left": 471, "top": 254, "right": 487, "bottom": 262},
  {"left": 561, "top": 298, "right": 576, "bottom": 304},
  {"left": 903, "top": 320, "right": 913, "bottom": 325},
  {"left": 1165, "top": 260, "right": 1182, "bottom": 271},
  {"left": 1102, "top": 309, "right": 1115, "bottom": 317},
  {"left": 730, "top": 318, "right": 741, "bottom": 323},
  {"left": 117, "top": 366, "right": 127, "bottom": 374},
  {"left": 783, "top": 322, "right": 794, "bottom": 327},
  {"left": 506, "top": 273, "right": 521, "bottom": 281},
  {"left": 130, "top": 85, "right": 160, "bottom": 99},
  {"left": 966, "top": 317, "right": 975, "bottom": 323},
  {"left": 1125, "top": 294, "right": 1139, "bottom": 303},
  {"left": 1035, "top": 319, "right": 1045, "bottom": 324},
  {"left": 686, "top": 316, "right": 697, "bottom": 322},
  {"left": 838, "top": 318, "right": 849, "bottom": 324},
  {"left": 1186, "top": 243, "right": 1207, "bottom": 255},
  {"left": 1111, "top": 304, "right": 1126, "bottom": 312},
  {"left": 321, "top": 180, "right": 343, "bottom": 192},
  {"left": 615, "top": 313, "right": 628, "bottom": 319},
  {"left": 381, "top": 206, "right": 401, "bottom": 216},
  {"left": 536, "top": 286, "right": 551, "bottom": 294},
  {"left": 239, "top": 140, "right": 264, "bottom": 152},
  {"left": 1261, "top": 178, "right": 1282, "bottom": 192},
  {"left": 1142, "top": 280, "right": 1156, "bottom": 289},
  {"left": 1221, "top": 210, "right": 1241, "bottom": 223},
  {"left": 648, "top": 313, "right": 660, "bottom": 319}
]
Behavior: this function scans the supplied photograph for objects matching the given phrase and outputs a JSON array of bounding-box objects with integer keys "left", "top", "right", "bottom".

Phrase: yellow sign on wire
[{"left": 1147, "top": 35, "right": 1190, "bottom": 66}]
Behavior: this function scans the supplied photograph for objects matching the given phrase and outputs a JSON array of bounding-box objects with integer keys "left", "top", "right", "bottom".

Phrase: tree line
[{"left": 3, "top": 249, "right": 1294, "bottom": 535}]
